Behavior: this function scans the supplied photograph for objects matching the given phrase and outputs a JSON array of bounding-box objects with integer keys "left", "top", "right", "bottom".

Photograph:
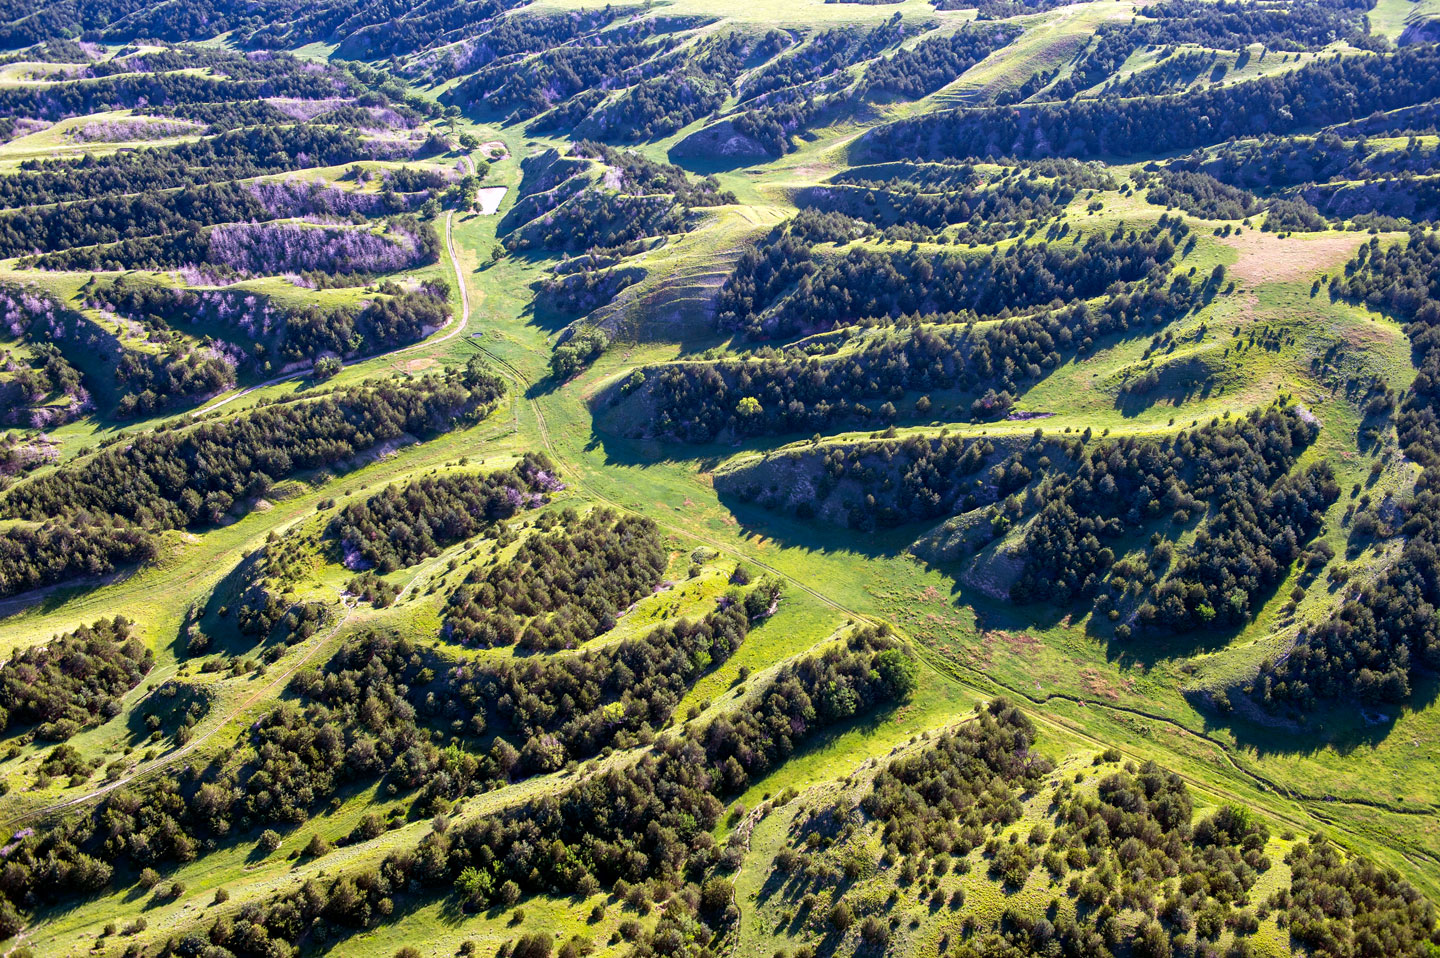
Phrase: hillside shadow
[
  {"left": 518, "top": 371, "right": 555, "bottom": 400},
  {"left": 711, "top": 491, "right": 917, "bottom": 562},
  {"left": 667, "top": 93, "right": 884, "bottom": 178},
  {"left": 1198, "top": 671, "right": 1439, "bottom": 761},
  {"left": 1112, "top": 376, "right": 1215, "bottom": 418},
  {"left": 0, "top": 568, "right": 141, "bottom": 624},
  {"left": 125, "top": 679, "right": 219, "bottom": 750},
  {"left": 174, "top": 546, "right": 293, "bottom": 661},
  {"left": 1102, "top": 620, "right": 1239, "bottom": 670},
  {"left": 585, "top": 416, "right": 788, "bottom": 471},
  {"left": 508, "top": 256, "right": 578, "bottom": 337},
  {"left": 914, "top": 549, "right": 1248, "bottom": 677},
  {"left": 961, "top": 590, "right": 1069, "bottom": 639},
  {"left": 666, "top": 146, "right": 773, "bottom": 176}
]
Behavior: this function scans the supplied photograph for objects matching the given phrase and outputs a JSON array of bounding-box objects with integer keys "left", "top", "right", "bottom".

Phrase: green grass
[
  {"left": 732, "top": 728, "right": 1301, "bottom": 958},
  {"left": 2, "top": 14, "right": 1439, "bottom": 955},
  {"left": 1369, "top": 0, "right": 1440, "bottom": 40}
]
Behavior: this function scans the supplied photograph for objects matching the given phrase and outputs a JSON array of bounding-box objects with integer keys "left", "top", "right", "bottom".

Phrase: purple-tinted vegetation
[
  {"left": 0, "top": 284, "right": 92, "bottom": 427},
  {"left": 206, "top": 218, "right": 431, "bottom": 275},
  {"left": 69, "top": 118, "right": 203, "bottom": 142},
  {"left": 265, "top": 96, "right": 354, "bottom": 120},
  {"left": 0, "top": 286, "right": 59, "bottom": 339},
  {"left": 246, "top": 179, "right": 426, "bottom": 218},
  {"left": 89, "top": 275, "right": 451, "bottom": 371}
]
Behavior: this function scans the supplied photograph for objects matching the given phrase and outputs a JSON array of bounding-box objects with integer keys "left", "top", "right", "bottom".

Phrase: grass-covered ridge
[{"left": 0, "top": 0, "right": 1437, "bottom": 955}]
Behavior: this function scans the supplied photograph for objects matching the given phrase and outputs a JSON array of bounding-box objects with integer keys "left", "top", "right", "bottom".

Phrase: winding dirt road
[{"left": 1, "top": 215, "right": 485, "bottom": 826}]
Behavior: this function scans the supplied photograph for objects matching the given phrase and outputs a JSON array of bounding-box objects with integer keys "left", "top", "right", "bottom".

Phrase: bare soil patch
[{"left": 1221, "top": 231, "right": 1363, "bottom": 285}]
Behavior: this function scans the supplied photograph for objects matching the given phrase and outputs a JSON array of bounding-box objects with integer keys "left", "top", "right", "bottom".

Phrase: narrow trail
[
  {"left": 5, "top": 594, "right": 358, "bottom": 827},
  {"left": 0, "top": 213, "right": 489, "bottom": 826}
]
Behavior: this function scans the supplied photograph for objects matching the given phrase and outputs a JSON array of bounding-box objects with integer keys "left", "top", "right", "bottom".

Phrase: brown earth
[{"left": 1221, "top": 231, "right": 1364, "bottom": 285}]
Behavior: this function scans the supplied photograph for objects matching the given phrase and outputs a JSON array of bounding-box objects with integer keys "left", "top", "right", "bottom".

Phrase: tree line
[
  {"left": 0, "top": 123, "right": 397, "bottom": 210},
  {"left": 860, "top": 45, "right": 1440, "bottom": 164},
  {"left": 629, "top": 272, "right": 1208, "bottom": 443},
  {"left": 801, "top": 159, "right": 1116, "bottom": 234},
  {"left": 1011, "top": 404, "right": 1339, "bottom": 635},
  {"left": 28, "top": 212, "right": 439, "bottom": 277},
  {"left": 177, "top": 626, "right": 915, "bottom": 957},
  {"left": 0, "top": 362, "right": 504, "bottom": 598},
  {"left": 92, "top": 276, "right": 450, "bottom": 378},
  {"left": 716, "top": 215, "right": 1189, "bottom": 338},
  {"left": 0, "top": 61, "right": 345, "bottom": 124},
  {"left": 0, "top": 616, "right": 150, "bottom": 742},
  {"left": 1259, "top": 232, "right": 1440, "bottom": 706},
  {"left": 449, "top": 23, "right": 689, "bottom": 124},
  {"left": 0, "top": 619, "right": 901, "bottom": 946},
  {"left": 0, "top": 176, "right": 431, "bottom": 260}
]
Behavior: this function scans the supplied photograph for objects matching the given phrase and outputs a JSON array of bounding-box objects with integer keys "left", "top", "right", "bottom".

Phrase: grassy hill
[{"left": 0, "top": 2, "right": 1437, "bottom": 957}]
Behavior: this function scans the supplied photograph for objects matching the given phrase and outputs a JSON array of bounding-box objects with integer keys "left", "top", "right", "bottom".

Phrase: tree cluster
[
  {"left": 0, "top": 123, "right": 392, "bottom": 210},
  {"left": 1141, "top": 169, "right": 1262, "bottom": 222},
  {"left": 972, "top": 766, "right": 1275, "bottom": 958},
  {"left": 1284, "top": 836, "right": 1439, "bottom": 958},
  {"left": 799, "top": 159, "right": 1114, "bottom": 239},
  {"left": 186, "top": 627, "right": 912, "bottom": 957},
  {"left": 0, "top": 616, "right": 150, "bottom": 741},
  {"left": 331, "top": 453, "right": 560, "bottom": 572},
  {"left": 0, "top": 511, "right": 157, "bottom": 599},
  {"left": 1259, "top": 232, "right": 1440, "bottom": 705},
  {"left": 92, "top": 277, "right": 452, "bottom": 378},
  {"left": 862, "top": 698, "right": 1051, "bottom": 859},
  {"left": 1013, "top": 405, "right": 1338, "bottom": 633},
  {"left": 637, "top": 277, "right": 1205, "bottom": 443},
  {"left": 717, "top": 216, "right": 1188, "bottom": 338},
  {"left": 110, "top": 343, "right": 236, "bottom": 419},
  {"left": 0, "top": 365, "right": 503, "bottom": 597},
  {"left": 445, "top": 508, "right": 670, "bottom": 651},
  {"left": 857, "top": 24, "right": 1021, "bottom": 101}
]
